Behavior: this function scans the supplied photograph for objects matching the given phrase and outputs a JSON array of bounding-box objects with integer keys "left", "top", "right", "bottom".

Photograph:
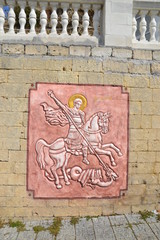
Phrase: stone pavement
[{"left": 0, "top": 213, "right": 160, "bottom": 240}]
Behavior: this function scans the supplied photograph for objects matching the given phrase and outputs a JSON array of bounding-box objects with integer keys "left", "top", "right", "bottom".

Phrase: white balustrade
[
  {"left": 132, "top": 9, "right": 138, "bottom": 42},
  {"left": 29, "top": 2, "right": 37, "bottom": 35},
  {"left": 7, "top": 0, "right": 16, "bottom": 35},
  {"left": 150, "top": 11, "right": 158, "bottom": 42},
  {"left": 0, "top": 4, "right": 5, "bottom": 34},
  {"left": 93, "top": 4, "right": 101, "bottom": 38},
  {"left": 132, "top": 1, "right": 160, "bottom": 48},
  {"left": 0, "top": 0, "right": 102, "bottom": 45},
  {"left": 50, "top": 2, "right": 58, "bottom": 36},
  {"left": 40, "top": 2, "right": 48, "bottom": 35},
  {"left": 72, "top": 3, "right": 79, "bottom": 35},
  {"left": 19, "top": 1, "right": 26, "bottom": 34},
  {"left": 82, "top": 4, "right": 90, "bottom": 36},
  {"left": 61, "top": 3, "right": 69, "bottom": 35},
  {"left": 140, "top": 10, "right": 148, "bottom": 42}
]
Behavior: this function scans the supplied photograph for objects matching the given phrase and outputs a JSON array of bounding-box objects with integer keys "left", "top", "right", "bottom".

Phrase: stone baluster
[
  {"left": 50, "top": 2, "right": 58, "bottom": 35},
  {"left": 72, "top": 3, "right": 79, "bottom": 35},
  {"left": 8, "top": 0, "right": 16, "bottom": 34},
  {"left": 40, "top": 2, "right": 48, "bottom": 34},
  {"left": 82, "top": 4, "right": 90, "bottom": 36},
  {"left": 132, "top": 9, "right": 138, "bottom": 42},
  {"left": 0, "top": 3, "right": 5, "bottom": 34},
  {"left": 18, "top": 1, "right": 26, "bottom": 34},
  {"left": 29, "top": 1, "right": 37, "bottom": 35},
  {"left": 61, "top": 3, "right": 69, "bottom": 35},
  {"left": 140, "top": 10, "right": 148, "bottom": 42},
  {"left": 93, "top": 4, "right": 101, "bottom": 38},
  {"left": 150, "top": 11, "right": 158, "bottom": 42}
]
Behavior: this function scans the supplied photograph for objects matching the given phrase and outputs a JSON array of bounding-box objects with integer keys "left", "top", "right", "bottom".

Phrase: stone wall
[{"left": 0, "top": 43, "right": 160, "bottom": 219}]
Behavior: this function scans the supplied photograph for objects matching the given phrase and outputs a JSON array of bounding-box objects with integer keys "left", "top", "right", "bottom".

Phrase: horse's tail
[{"left": 35, "top": 139, "right": 50, "bottom": 170}]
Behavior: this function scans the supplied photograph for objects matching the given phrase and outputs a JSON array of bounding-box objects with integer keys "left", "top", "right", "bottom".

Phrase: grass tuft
[
  {"left": 8, "top": 220, "right": 26, "bottom": 232},
  {"left": 47, "top": 217, "right": 62, "bottom": 236},
  {"left": 33, "top": 225, "right": 46, "bottom": 233},
  {"left": 139, "top": 210, "right": 154, "bottom": 221},
  {"left": 156, "top": 214, "right": 160, "bottom": 221},
  {"left": 70, "top": 217, "right": 79, "bottom": 225},
  {"left": 0, "top": 219, "right": 5, "bottom": 228}
]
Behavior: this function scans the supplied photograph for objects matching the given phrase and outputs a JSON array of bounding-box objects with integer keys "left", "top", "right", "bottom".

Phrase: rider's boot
[{"left": 82, "top": 147, "right": 90, "bottom": 165}]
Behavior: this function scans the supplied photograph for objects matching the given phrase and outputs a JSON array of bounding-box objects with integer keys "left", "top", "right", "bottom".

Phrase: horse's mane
[{"left": 83, "top": 113, "right": 99, "bottom": 131}]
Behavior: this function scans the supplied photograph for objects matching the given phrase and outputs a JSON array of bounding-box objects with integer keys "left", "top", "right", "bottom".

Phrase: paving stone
[
  {"left": 125, "top": 214, "right": 146, "bottom": 224},
  {"left": 25, "top": 220, "right": 53, "bottom": 231},
  {"left": 36, "top": 230, "right": 53, "bottom": 240},
  {"left": 0, "top": 226, "right": 18, "bottom": 240},
  {"left": 93, "top": 217, "right": 116, "bottom": 240},
  {"left": 145, "top": 215, "right": 158, "bottom": 224},
  {"left": 132, "top": 223, "right": 158, "bottom": 240},
  {"left": 17, "top": 230, "right": 36, "bottom": 240},
  {"left": 112, "top": 225, "right": 136, "bottom": 240},
  {"left": 56, "top": 219, "right": 75, "bottom": 240},
  {"left": 109, "top": 215, "right": 128, "bottom": 226},
  {"left": 149, "top": 222, "right": 160, "bottom": 240},
  {"left": 76, "top": 218, "right": 95, "bottom": 240}
]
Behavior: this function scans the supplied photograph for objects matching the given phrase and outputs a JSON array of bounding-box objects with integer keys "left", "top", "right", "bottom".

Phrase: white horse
[{"left": 36, "top": 112, "right": 122, "bottom": 189}]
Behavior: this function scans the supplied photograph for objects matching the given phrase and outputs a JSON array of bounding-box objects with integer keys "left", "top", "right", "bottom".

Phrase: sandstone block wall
[{"left": 0, "top": 44, "right": 160, "bottom": 219}]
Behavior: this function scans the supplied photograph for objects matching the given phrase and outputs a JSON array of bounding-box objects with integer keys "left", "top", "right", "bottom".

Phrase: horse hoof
[
  {"left": 82, "top": 159, "right": 90, "bottom": 165},
  {"left": 111, "top": 162, "right": 117, "bottom": 166},
  {"left": 118, "top": 152, "right": 123, "bottom": 157},
  {"left": 56, "top": 184, "right": 62, "bottom": 189},
  {"left": 65, "top": 181, "right": 70, "bottom": 186}
]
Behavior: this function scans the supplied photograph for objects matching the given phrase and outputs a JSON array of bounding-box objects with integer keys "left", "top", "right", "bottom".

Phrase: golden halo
[{"left": 68, "top": 94, "right": 87, "bottom": 110}]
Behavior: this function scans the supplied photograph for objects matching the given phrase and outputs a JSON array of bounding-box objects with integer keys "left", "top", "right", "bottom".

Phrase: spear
[{"left": 48, "top": 90, "right": 118, "bottom": 180}]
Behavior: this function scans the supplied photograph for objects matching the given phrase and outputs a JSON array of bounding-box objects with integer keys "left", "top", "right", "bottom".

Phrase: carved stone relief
[{"left": 27, "top": 84, "right": 129, "bottom": 198}]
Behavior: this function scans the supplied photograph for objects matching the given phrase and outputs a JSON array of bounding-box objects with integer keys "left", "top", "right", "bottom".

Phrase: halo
[{"left": 68, "top": 94, "right": 87, "bottom": 110}]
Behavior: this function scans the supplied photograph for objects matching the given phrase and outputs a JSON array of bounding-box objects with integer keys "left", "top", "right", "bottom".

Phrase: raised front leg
[
  {"left": 95, "top": 147, "right": 116, "bottom": 166},
  {"left": 102, "top": 143, "right": 122, "bottom": 157}
]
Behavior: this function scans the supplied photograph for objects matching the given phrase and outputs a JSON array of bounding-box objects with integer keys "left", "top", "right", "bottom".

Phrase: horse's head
[{"left": 97, "top": 112, "right": 111, "bottom": 134}]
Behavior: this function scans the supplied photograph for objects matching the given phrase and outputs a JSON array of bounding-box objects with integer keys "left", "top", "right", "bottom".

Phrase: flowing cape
[{"left": 41, "top": 102, "right": 68, "bottom": 127}]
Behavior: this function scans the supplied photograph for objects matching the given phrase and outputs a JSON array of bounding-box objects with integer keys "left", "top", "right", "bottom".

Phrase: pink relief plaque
[{"left": 27, "top": 83, "right": 129, "bottom": 199}]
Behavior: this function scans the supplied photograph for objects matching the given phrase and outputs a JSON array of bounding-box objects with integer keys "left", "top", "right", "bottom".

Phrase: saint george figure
[{"left": 65, "top": 98, "right": 89, "bottom": 165}]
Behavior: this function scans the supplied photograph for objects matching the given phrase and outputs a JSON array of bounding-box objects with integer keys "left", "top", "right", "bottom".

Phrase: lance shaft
[{"left": 48, "top": 90, "right": 117, "bottom": 177}]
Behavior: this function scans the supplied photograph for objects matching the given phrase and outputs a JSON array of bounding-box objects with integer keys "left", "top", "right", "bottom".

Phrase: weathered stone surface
[
  {"left": 148, "top": 222, "right": 160, "bottom": 240},
  {"left": 103, "top": 59, "right": 128, "bottom": 73},
  {"left": 17, "top": 231, "right": 36, "bottom": 240},
  {"left": 72, "top": 58, "right": 102, "bottom": 72},
  {"left": 25, "top": 45, "right": 47, "bottom": 55},
  {"left": 151, "top": 62, "right": 160, "bottom": 75},
  {"left": 56, "top": 219, "right": 75, "bottom": 240},
  {"left": 130, "top": 88, "right": 152, "bottom": 101},
  {"left": 128, "top": 61, "right": 150, "bottom": 74},
  {"left": 2, "top": 44, "right": 24, "bottom": 55},
  {"left": 150, "top": 76, "right": 160, "bottom": 88},
  {"left": 112, "top": 225, "right": 136, "bottom": 240},
  {"left": 69, "top": 46, "right": 91, "bottom": 57},
  {"left": 76, "top": 218, "right": 95, "bottom": 240},
  {"left": 125, "top": 214, "right": 146, "bottom": 224},
  {"left": 92, "top": 47, "right": 112, "bottom": 57},
  {"left": 131, "top": 223, "right": 158, "bottom": 240},
  {"left": 109, "top": 215, "right": 128, "bottom": 226},
  {"left": 0, "top": 226, "right": 18, "bottom": 240},
  {"left": 93, "top": 217, "right": 115, "bottom": 240},
  {"left": 124, "top": 74, "right": 149, "bottom": 88},
  {"left": 133, "top": 49, "right": 152, "bottom": 60},
  {"left": 153, "top": 50, "right": 160, "bottom": 61},
  {"left": 112, "top": 48, "right": 132, "bottom": 59},
  {"left": 48, "top": 45, "right": 69, "bottom": 56},
  {"left": 36, "top": 231, "right": 53, "bottom": 240}
]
